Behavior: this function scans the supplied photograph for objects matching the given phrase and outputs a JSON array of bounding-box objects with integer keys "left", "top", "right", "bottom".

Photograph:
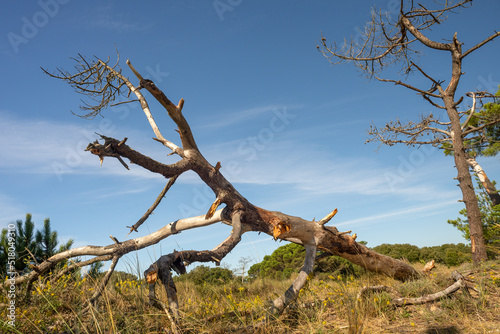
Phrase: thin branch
[
  {"left": 375, "top": 76, "right": 442, "bottom": 98},
  {"left": 461, "top": 31, "right": 500, "bottom": 59},
  {"left": 462, "top": 118, "right": 500, "bottom": 137},
  {"left": 410, "top": 61, "right": 440, "bottom": 87},
  {"left": 268, "top": 242, "right": 317, "bottom": 316},
  {"left": 50, "top": 255, "right": 113, "bottom": 283},
  {"left": 99, "top": 59, "right": 183, "bottom": 156},
  {"left": 7, "top": 210, "right": 224, "bottom": 288},
  {"left": 127, "top": 176, "right": 179, "bottom": 236}
]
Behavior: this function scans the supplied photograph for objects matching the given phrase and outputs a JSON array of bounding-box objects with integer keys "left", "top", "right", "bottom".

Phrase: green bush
[
  {"left": 176, "top": 265, "right": 234, "bottom": 285},
  {"left": 372, "top": 243, "right": 471, "bottom": 266}
]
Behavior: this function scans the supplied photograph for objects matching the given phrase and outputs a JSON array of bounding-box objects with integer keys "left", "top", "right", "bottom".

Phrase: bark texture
[{"left": 467, "top": 158, "right": 500, "bottom": 206}]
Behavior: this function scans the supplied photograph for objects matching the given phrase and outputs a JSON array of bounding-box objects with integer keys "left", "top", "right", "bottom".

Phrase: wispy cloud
[
  {"left": 335, "top": 200, "right": 458, "bottom": 228},
  {"left": 198, "top": 130, "right": 455, "bottom": 200},
  {"left": 89, "top": 16, "right": 154, "bottom": 32},
  {"left": 0, "top": 109, "right": 459, "bottom": 202},
  {"left": 86, "top": 6, "right": 154, "bottom": 32},
  {"left": 0, "top": 111, "right": 166, "bottom": 180},
  {"left": 197, "top": 104, "right": 302, "bottom": 129}
]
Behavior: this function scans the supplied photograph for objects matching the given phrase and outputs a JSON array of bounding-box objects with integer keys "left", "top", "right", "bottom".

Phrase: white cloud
[
  {"left": 0, "top": 109, "right": 460, "bottom": 202},
  {"left": 335, "top": 200, "right": 458, "bottom": 228},
  {"left": 0, "top": 111, "right": 170, "bottom": 181},
  {"left": 198, "top": 132, "right": 456, "bottom": 200},
  {"left": 197, "top": 104, "right": 303, "bottom": 129}
]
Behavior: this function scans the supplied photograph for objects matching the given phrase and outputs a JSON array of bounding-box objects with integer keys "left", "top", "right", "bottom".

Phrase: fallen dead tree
[
  {"left": 7, "top": 53, "right": 421, "bottom": 322},
  {"left": 357, "top": 270, "right": 477, "bottom": 306}
]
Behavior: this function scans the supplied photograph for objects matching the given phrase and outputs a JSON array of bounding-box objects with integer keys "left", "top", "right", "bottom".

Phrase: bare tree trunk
[
  {"left": 449, "top": 114, "right": 487, "bottom": 263},
  {"left": 441, "top": 36, "right": 487, "bottom": 263},
  {"left": 467, "top": 157, "right": 500, "bottom": 206}
]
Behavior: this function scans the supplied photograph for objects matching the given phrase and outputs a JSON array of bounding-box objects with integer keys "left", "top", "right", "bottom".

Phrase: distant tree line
[
  {"left": 246, "top": 242, "right": 477, "bottom": 281},
  {"left": 372, "top": 243, "right": 472, "bottom": 267}
]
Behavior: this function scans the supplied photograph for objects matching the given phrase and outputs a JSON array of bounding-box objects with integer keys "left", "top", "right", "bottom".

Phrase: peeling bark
[{"left": 467, "top": 157, "right": 500, "bottom": 206}]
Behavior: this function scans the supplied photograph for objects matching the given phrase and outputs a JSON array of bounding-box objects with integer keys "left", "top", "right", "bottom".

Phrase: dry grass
[{"left": 1, "top": 260, "right": 499, "bottom": 333}]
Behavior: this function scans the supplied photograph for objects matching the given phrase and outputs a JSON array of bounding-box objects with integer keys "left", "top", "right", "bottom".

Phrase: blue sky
[{"left": 1, "top": 1, "right": 499, "bottom": 275}]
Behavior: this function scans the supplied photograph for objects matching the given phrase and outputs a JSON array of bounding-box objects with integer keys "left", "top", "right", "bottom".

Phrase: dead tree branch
[
  {"left": 28, "top": 51, "right": 425, "bottom": 321},
  {"left": 127, "top": 176, "right": 179, "bottom": 236}
]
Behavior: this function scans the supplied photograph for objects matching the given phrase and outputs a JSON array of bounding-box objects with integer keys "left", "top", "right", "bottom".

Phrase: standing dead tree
[
  {"left": 5, "top": 52, "right": 420, "bottom": 320},
  {"left": 318, "top": 0, "right": 500, "bottom": 264}
]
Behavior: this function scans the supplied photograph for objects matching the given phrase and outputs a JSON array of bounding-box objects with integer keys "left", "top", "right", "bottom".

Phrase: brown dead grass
[{"left": 1, "top": 260, "right": 499, "bottom": 333}]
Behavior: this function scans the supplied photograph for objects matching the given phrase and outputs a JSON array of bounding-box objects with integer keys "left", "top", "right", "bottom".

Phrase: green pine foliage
[
  {"left": 372, "top": 243, "right": 472, "bottom": 267},
  {"left": 0, "top": 213, "right": 74, "bottom": 277},
  {"left": 175, "top": 265, "right": 234, "bottom": 285},
  {"left": 35, "top": 218, "right": 58, "bottom": 260}
]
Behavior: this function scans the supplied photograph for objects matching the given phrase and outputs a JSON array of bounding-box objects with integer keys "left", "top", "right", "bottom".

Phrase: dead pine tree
[
  {"left": 4, "top": 51, "right": 424, "bottom": 323},
  {"left": 317, "top": 0, "right": 500, "bottom": 264}
]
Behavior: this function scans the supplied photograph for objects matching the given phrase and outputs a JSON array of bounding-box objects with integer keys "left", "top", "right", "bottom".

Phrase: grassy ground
[{"left": 1, "top": 260, "right": 499, "bottom": 333}]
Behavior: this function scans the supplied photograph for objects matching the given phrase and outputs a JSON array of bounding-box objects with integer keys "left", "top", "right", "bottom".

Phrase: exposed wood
[
  {"left": 467, "top": 158, "right": 500, "bottom": 206},
  {"left": 318, "top": 208, "right": 338, "bottom": 226},
  {"left": 422, "top": 260, "right": 436, "bottom": 273}
]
